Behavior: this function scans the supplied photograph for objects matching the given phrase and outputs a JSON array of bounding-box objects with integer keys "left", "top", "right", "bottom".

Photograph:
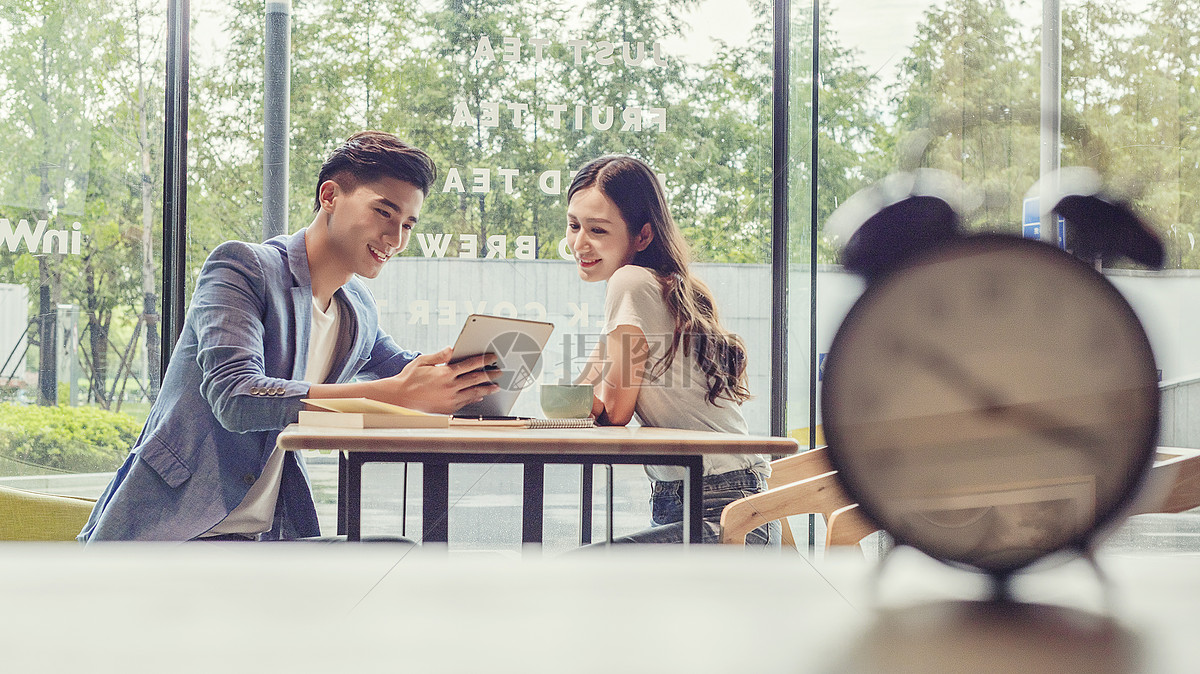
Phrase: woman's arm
[
  {"left": 575, "top": 339, "right": 608, "bottom": 419},
  {"left": 588, "top": 324, "right": 649, "bottom": 426}
]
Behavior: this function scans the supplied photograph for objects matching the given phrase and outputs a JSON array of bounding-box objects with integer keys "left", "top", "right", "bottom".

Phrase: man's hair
[{"left": 313, "top": 131, "right": 437, "bottom": 211}]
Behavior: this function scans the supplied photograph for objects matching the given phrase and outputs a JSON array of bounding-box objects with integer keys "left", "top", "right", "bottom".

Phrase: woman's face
[{"left": 566, "top": 186, "right": 648, "bottom": 282}]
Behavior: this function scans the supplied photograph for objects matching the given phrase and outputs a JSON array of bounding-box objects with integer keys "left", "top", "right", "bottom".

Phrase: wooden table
[{"left": 277, "top": 424, "right": 798, "bottom": 545}]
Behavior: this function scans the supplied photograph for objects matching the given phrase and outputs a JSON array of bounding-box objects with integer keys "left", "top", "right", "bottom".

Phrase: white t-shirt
[
  {"left": 603, "top": 264, "right": 769, "bottom": 482},
  {"left": 203, "top": 295, "right": 341, "bottom": 538}
]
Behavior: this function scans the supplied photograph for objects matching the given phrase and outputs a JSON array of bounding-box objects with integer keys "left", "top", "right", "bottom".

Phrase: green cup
[{"left": 539, "top": 384, "right": 594, "bottom": 419}]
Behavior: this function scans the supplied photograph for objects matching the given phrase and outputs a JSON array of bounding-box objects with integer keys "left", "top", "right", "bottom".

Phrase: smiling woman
[
  {"left": 564, "top": 154, "right": 775, "bottom": 546},
  {"left": 565, "top": 184, "right": 650, "bottom": 283}
]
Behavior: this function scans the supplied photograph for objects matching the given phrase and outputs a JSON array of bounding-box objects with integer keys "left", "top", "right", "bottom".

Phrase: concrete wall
[
  {"left": 366, "top": 259, "right": 1200, "bottom": 437},
  {"left": 0, "top": 254, "right": 1182, "bottom": 437},
  {"left": 366, "top": 258, "right": 780, "bottom": 431},
  {"left": 1158, "top": 377, "right": 1200, "bottom": 449}
]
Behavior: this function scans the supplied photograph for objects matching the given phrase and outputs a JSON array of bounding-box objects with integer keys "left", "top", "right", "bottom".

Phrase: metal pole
[
  {"left": 263, "top": 0, "right": 292, "bottom": 242},
  {"left": 37, "top": 281, "right": 55, "bottom": 406},
  {"left": 770, "top": 0, "right": 790, "bottom": 439},
  {"left": 1040, "top": 0, "right": 1061, "bottom": 249},
  {"left": 809, "top": 0, "right": 820, "bottom": 555},
  {"left": 160, "top": 0, "right": 188, "bottom": 378}
]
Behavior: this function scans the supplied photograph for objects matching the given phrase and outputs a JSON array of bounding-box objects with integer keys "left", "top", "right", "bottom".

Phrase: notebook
[{"left": 449, "top": 416, "right": 595, "bottom": 429}]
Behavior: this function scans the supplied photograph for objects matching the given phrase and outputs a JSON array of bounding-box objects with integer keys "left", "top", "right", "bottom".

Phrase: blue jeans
[{"left": 611, "top": 468, "right": 780, "bottom": 546}]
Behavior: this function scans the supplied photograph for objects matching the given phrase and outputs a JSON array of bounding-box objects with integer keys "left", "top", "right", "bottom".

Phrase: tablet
[{"left": 449, "top": 314, "right": 555, "bottom": 417}]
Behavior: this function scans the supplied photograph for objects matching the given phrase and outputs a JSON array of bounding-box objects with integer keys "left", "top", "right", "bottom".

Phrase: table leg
[
  {"left": 337, "top": 451, "right": 348, "bottom": 536},
  {"left": 522, "top": 462, "right": 545, "bottom": 549},
  {"left": 604, "top": 464, "right": 614, "bottom": 544},
  {"left": 579, "top": 463, "right": 593, "bottom": 546},
  {"left": 400, "top": 462, "right": 408, "bottom": 538},
  {"left": 423, "top": 461, "right": 450, "bottom": 543},
  {"left": 685, "top": 457, "right": 703, "bottom": 546},
  {"left": 346, "top": 454, "right": 363, "bottom": 542}
]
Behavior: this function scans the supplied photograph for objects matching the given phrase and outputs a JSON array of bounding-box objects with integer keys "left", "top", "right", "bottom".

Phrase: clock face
[{"left": 822, "top": 234, "right": 1159, "bottom": 575}]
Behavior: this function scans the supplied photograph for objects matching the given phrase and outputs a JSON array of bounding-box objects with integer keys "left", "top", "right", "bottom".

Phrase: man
[{"left": 79, "top": 131, "right": 496, "bottom": 542}]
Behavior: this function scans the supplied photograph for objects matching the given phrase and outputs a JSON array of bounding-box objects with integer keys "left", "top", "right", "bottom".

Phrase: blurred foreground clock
[{"left": 821, "top": 169, "right": 1164, "bottom": 582}]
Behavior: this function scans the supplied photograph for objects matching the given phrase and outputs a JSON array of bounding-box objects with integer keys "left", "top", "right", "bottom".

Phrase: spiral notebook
[{"left": 450, "top": 415, "right": 595, "bottom": 429}]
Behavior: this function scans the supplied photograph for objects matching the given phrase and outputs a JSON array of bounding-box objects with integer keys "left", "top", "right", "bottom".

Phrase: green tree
[
  {"left": 66, "top": 126, "right": 149, "bottom": 408},
  {"left": 423, "top": 0, "right": 565, "bottom": 255},
  {"left": 678, "top": 33, "right": 774, "bottom": 263},
  {"left": 186, "top": 0, "right": 270, "bottom": 263},
  {"left": 0, "top": 0, "right": 111, "bottom": 405},
  {"left": 887, "top": 0, "right": 1039, "bottom": 234},
  {"left": 1060, "top": 0, "right": 1134, "bottom": 174},
  {"left": 1116, "top": 0, "right": 1200, "bottom": 268},
  {"left": 290, "top": 0, "right": 431, "bottom": 229},
  {"left": 96, "top": 0, "right": 166, "bottom": 402},
  {"left": 808, "top": 2, "right": 889, "bottom": 262}
]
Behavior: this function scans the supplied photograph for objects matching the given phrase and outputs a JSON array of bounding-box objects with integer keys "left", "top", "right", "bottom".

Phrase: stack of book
[
  {"left": 298, "top": 398, "right": 594, "bottom": 429},
  {"left": 299, "top": 398, "right": 449, "bottom": 428}
]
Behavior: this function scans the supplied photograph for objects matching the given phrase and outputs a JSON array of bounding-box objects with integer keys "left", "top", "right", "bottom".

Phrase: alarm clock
[{"left": 821, "top": 170, "right": 1163, "bottom": 581}]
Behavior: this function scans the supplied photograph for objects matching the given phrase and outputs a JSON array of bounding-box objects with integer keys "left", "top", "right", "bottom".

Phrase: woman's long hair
[{"left": 567, "top": 155, "right": 751, "bottom": 405}]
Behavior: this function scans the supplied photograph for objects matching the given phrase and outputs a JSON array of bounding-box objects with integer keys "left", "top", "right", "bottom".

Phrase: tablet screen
[{"left": 449, "top": 314, "right": 555, "bottom": 416}]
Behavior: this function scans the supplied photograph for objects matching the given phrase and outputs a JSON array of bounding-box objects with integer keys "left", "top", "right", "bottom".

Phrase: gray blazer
[{"left": 79, "top": 229, "right": 416, "bottom": 541}]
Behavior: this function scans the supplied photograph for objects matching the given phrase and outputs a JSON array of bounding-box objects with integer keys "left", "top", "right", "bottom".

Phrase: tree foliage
[
  {"left": 0, "top": 401, "right": 141, "bottom": 473},
  {"left": 886, "top": 0, "right": 1200, "bottom": 268},
  {"left": 3, "top": 0, "right": 1200, "bottom": 437},
  {"left": 888, "top": 0, "right": 1039, "bottom": 235}
]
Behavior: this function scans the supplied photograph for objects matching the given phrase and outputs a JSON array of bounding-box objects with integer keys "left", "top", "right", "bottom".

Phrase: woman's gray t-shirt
[{"left": 603, "top": 264, "right": 770, "bottom": 482}]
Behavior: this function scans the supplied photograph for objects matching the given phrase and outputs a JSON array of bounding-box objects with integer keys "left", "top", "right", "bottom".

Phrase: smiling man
[{"left": 79, "top": 131, "right": 498, "bottom": 542}]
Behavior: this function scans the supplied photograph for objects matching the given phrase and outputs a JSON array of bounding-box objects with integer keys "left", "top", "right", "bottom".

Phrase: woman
[{"left": 567, "top": 155, "right": 776, "bottom": 545}]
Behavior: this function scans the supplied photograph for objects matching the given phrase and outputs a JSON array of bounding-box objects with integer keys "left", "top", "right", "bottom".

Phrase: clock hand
[{"left": 906, "top": 342, "right": 1105, "bottom": 453}]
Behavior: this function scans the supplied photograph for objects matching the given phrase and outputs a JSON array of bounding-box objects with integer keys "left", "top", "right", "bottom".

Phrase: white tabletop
[{"left": 2, "top": 544, "right": 1197, "bottom": 673}]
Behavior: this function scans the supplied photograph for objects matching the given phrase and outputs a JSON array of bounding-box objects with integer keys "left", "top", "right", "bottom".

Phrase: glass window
[
  {"left": 0, "top": 0, "right": 165, "bottom": 495},
  {"left": 188, "top": 0, "right": 777, "bottom": 551},
  {"left": 817, "top": 0, "right": 1200, "bottom": 552}
]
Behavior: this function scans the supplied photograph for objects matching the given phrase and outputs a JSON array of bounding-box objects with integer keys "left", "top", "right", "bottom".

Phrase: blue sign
[{"left": 1023, "top": 197, "right": 1065, "bottom": 249}]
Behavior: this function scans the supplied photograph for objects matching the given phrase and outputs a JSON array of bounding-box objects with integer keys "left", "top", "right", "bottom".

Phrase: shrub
[{"left": 0, "top": 403, "right": 141, "bottom": 473}]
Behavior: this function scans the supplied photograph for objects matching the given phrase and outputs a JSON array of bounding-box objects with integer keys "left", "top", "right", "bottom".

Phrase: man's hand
[
  {"left": 378, "top": 347, "right": 500, "bottom": 414},
  {"left": 307, "top": 347, "right": 500, "bottom": 415}
]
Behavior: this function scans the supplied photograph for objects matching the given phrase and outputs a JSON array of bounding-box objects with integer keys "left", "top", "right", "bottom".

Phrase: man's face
[{"left": 321, "top": 176, "right": 424, "bottom": 279}]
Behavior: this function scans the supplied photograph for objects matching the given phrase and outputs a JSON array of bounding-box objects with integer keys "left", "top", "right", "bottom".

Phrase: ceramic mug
[{"left": 539, "top": 384, "right": 594, "bottom": 419}]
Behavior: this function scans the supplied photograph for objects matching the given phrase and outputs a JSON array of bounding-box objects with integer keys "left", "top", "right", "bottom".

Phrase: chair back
[
  {"left": 720, "top": 446, "right": 877, "bottom": 548},
  {"left": 1130, "top": 447, "right": 1200, "bottom": 515},
  {"left": 0, "top": 486, "right": 96, "bottom": 542},
  {"left": 724, "top": 446, "right": 1200, "bottom": 550}
]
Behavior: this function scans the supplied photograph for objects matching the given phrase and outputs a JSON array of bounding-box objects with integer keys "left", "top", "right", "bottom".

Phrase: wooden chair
[
  {"left": 0, "top": 485, "right": 96, "bottom": 542},
  {"left": 719, "top": 446, "right": 877, "bottom": 548},
  {"left": 721, "top": 445, "right": 1200, "bottom": 550},
  {"left": 1130, "top": 447, "right": 1200, "bottom": 515}
]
